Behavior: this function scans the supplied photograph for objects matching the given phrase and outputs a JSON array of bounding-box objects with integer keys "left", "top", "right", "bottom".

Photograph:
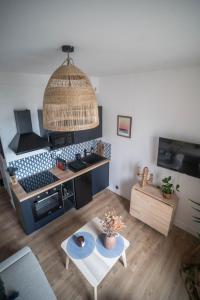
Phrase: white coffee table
[{"left": 61, "top": 217, "right": 130, "bottom": 300}]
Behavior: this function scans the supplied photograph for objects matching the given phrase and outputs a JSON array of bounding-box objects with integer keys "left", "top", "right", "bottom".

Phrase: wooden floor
[{"left": 0, "top": 187, "right": 197, "bottom": 300}]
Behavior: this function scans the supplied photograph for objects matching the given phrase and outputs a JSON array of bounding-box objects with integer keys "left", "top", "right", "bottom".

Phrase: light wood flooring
[{"left": 0, "top": 187, "right": 197, "bottom": 300}]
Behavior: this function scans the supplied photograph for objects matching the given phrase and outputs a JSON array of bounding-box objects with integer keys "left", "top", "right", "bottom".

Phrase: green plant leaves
[
  {"left": 190, "top": 199, "right": 200, "bottom": 230},
  {"left": 161, "top": 176, "right": 180, "bottom": 195},
  {"left": 192, "top": 216, "right": 200, "bottom": 220},
  {"left": 189, "top": 199, "right": 200, "bottom": 206},
  {"left": 162, "top": 178, "right": 168, "bottom": 183},
  {"left": 192, "top": 207, "right": 200, "bottom": 213}
]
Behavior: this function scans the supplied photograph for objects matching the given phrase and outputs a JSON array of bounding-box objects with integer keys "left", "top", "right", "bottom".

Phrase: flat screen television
[{"left": 157, "top": 137, "right": 200, "bottom": 178}]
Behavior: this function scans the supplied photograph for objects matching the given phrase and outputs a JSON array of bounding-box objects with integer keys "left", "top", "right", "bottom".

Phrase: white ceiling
[{"left": 0, "top": 0, "right": 200, "bottom": 76}]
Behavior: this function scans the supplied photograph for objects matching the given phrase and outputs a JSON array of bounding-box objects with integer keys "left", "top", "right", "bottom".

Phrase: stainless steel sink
[
  {"left": 82, "top": 154, "right": 106, "bottom": 165},
  {"left": 67, "top": 160, "right": 89, "bottom": 172},
  {"left": 68, "top": 154, "right": 106, "bottom": 173}
]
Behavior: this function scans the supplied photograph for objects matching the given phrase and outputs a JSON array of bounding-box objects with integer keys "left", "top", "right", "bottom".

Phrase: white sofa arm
[{"left": 0, "top": 247, "right": 31, "bottom": 272}]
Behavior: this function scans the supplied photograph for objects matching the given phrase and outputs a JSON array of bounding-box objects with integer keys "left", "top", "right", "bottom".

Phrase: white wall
[
  {"left": 99, "top": 66, "right": 200, "bottom": 236},
  {"left": 1, "top": 68, "right": 199, "bottom": 236},
  {"left": 0, "top": 72, "right": 99, "bottom": 163}
]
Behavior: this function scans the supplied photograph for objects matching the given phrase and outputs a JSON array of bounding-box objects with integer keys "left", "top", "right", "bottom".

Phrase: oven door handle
[{"left": 35, "top": 192, "right": 59, "bottom": 204}]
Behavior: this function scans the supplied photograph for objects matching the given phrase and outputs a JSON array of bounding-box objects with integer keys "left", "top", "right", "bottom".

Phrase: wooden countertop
[
  {"left": 11, "top": 159, "right": 110, "bottom": 202},
  {"left": 133, "top": 183, "right": 178, "bottom": 208}
]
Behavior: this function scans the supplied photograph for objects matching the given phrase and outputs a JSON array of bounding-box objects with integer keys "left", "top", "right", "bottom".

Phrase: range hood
[{"left": 9, "top": 110, "right": 49, "bottom": 155}]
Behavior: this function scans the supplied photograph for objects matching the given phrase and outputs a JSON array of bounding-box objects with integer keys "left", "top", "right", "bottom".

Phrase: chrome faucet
[{"left": 84, "top": 147, "right": 94, "bottom": 158}]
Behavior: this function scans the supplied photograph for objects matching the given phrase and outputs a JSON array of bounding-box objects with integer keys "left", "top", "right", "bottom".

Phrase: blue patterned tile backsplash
[
  {"left": 9, "top": 140, "right": 111, "bottom": 179},
  {"left": 9, "top": 152, "right": 53, "bottom": 180}
]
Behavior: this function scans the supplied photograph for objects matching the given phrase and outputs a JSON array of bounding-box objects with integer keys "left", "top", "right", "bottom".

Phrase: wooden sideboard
[{"left": 130, "top": 183, "right": 178, "bottom": 236}]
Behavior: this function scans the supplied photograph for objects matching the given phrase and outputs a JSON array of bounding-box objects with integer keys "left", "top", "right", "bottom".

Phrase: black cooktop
[{"left": 19, "top": 170, "right": 58, "bottom": 193}]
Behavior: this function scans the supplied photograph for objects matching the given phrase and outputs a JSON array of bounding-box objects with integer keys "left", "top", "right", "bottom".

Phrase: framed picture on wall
[{"left": 117, "top": 115, "right": 132, "bottom": 138}]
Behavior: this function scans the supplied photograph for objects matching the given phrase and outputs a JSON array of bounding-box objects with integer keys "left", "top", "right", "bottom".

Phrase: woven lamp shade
[{"left": 43, "top": 63, "right": 99, "bottom": 131}]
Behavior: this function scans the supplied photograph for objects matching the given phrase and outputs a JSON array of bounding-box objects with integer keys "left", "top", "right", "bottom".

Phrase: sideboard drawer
[{"left": 130, "top": 188, "right": 174, "bottom": 236}]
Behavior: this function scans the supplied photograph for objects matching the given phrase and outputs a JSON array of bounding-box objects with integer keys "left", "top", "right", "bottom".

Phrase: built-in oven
[
  {"left": 32, "top": 186, "right": 63, "bottom": 221},
  {"left": 48, "top": 132, "right": 74, "bottom": 150}
]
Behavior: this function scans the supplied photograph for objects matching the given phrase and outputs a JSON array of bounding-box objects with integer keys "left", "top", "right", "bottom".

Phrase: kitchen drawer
[{"left": 130, "top": 188, "right": 173, "bottom": 236}]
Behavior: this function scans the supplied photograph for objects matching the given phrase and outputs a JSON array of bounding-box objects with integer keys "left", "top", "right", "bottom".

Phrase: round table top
[
  {"left": 66, "top": 231, "right": 95, "bottom": 259},
  {"left": 96, "top": 234, "right": 124, "bottom": 258}
]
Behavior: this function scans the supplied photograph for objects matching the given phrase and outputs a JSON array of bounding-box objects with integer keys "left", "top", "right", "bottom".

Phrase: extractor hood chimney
[{"left": 9, "top": 110, "right": 49, "bottom": 155}]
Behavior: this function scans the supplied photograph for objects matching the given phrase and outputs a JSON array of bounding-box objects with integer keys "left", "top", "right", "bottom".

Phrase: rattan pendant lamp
[{"left": 43, "top": 45, "right": 99, "bottom": 132}]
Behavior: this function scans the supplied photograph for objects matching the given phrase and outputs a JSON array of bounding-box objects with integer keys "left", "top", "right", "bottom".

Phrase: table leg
[
  {"left": 121, "top": 250, "right": 127, "bottom": 268},
  {"left": 66, "top": 256, "right": 70, "bottom": 269},
  {"left": 94, "top": 286, "right": 97, "bottom": 300}
]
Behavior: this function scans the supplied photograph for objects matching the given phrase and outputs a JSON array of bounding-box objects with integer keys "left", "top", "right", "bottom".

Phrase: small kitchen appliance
[{"left": 56, "top": 157, "right": 67, "bottom": 171}]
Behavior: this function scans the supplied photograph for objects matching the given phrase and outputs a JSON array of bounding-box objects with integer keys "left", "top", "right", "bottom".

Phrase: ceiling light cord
[{"left": 62, "top": 52, "right": 74, "bottom": 66}]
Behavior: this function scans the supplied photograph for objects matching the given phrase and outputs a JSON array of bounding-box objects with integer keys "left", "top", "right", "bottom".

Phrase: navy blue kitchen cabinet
[
  {"left": 91, "top": 162, "right": 109, "bottom": 195},
  {"left": 12, "top": 162, "right": 109, "bottom": 235},
  {"left": 74, "top": 106, "right": 102, "bottom": 144},
  {"left": 12, "top": 190, "right": 65, "bottom": 234}
]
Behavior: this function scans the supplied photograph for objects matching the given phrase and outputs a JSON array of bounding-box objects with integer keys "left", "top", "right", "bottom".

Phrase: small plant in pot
[
  {"left": 101, "top": 209, "right": 126, "bottom": 249},
  {"left": 161, "top": 176, "right": 180, "bottom": 199}
]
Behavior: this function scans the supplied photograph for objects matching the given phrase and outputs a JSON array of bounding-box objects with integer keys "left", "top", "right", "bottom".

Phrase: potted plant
[
  {"left": 101, "top": 209, "right": 126, "bottom": 249},
  {"left": 161, "top": 176, "right": 180, "bottom": 199}
]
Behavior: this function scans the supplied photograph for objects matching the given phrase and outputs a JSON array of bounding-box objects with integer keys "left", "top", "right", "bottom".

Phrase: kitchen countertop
[{"left": 11, "top": 159, "right": 110, "bottom": 202}]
